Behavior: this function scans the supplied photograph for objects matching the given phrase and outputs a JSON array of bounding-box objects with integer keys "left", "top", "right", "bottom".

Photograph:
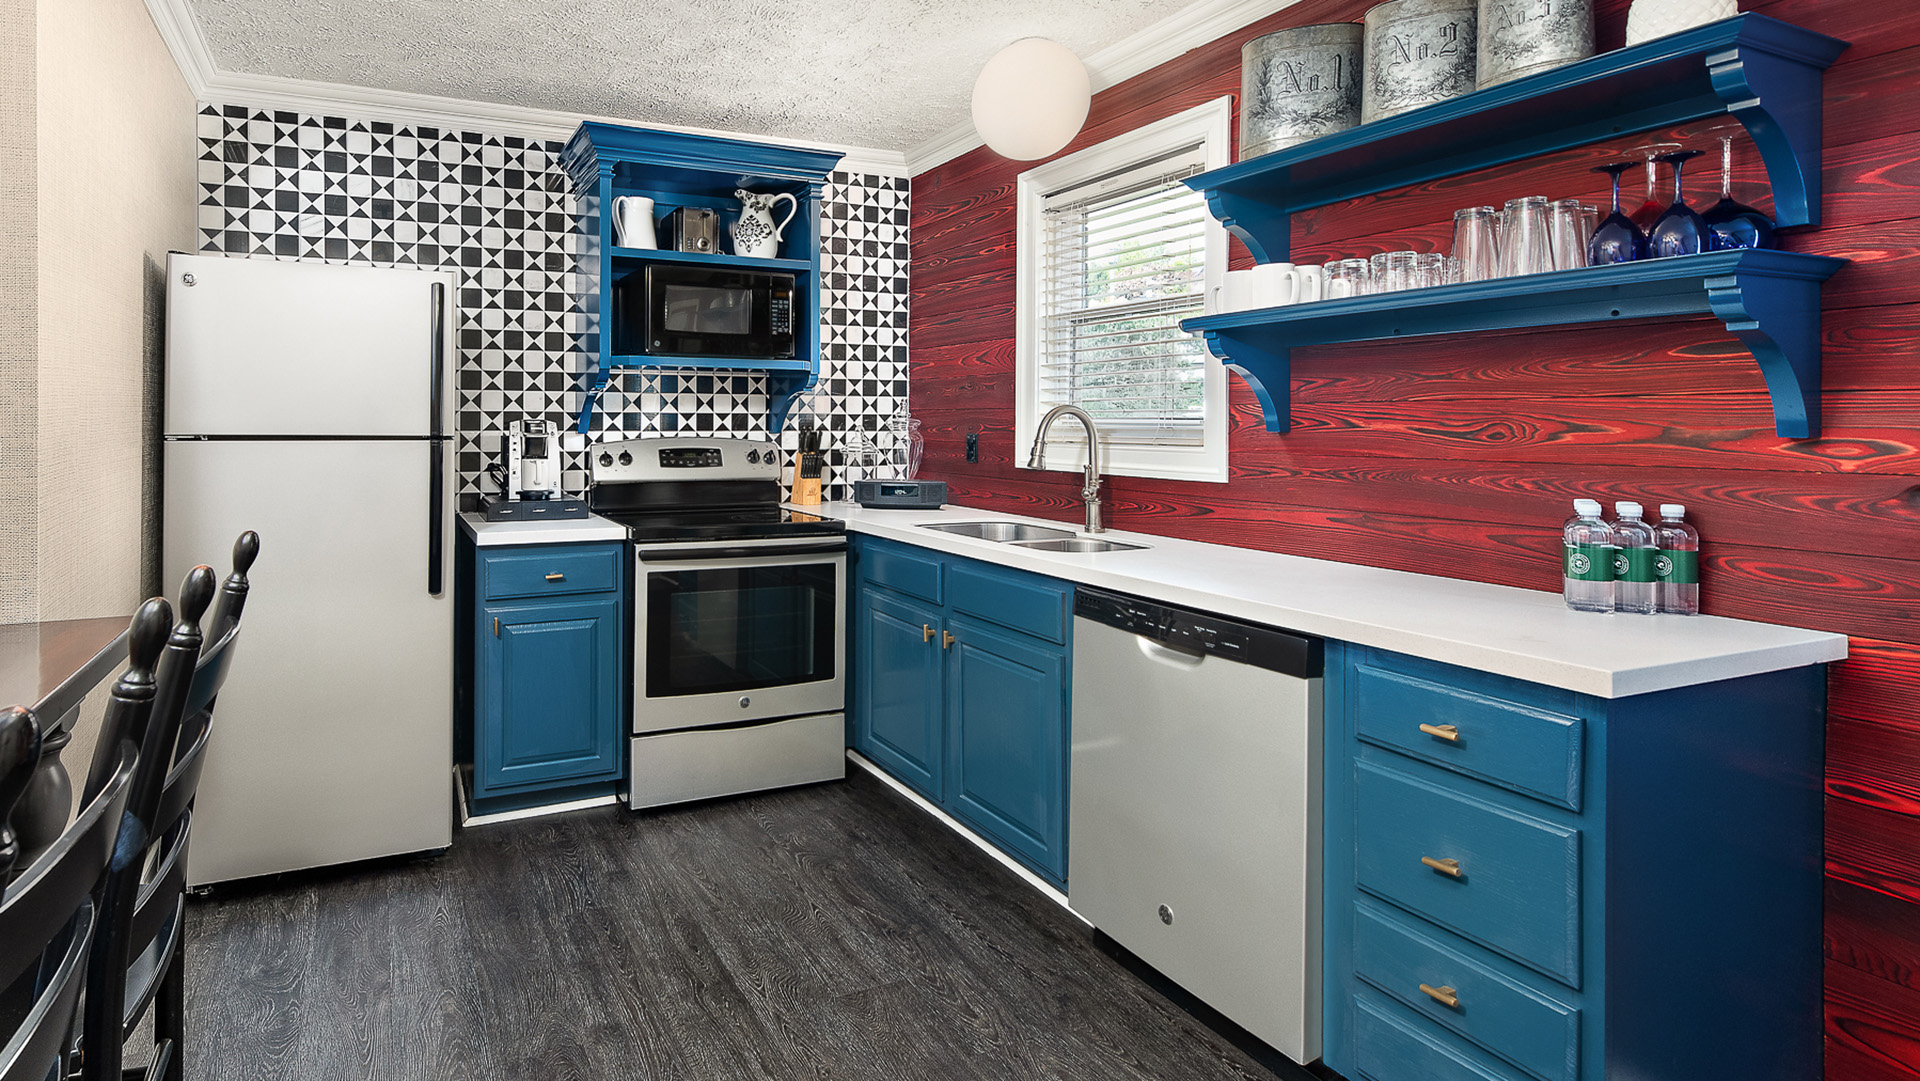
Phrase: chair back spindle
[{"left": 0, "top": 706, "right": 44, "bottom": 883}]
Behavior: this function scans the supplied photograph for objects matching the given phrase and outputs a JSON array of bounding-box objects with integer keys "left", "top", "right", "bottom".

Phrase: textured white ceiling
[{"left": 182, "top": 0, "right": 1201, "bottom": 152}]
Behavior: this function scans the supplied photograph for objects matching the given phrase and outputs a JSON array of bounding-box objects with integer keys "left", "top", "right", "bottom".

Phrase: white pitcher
[
  {"left": 612, "top": 196, "right": 657, "bottom": 250},
  {"left": 731, "top": 189, "right": 797, "bottom": 259}
]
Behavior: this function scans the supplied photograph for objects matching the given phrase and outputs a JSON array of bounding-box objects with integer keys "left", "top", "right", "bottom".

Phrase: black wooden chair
[
  {"left": 76, "top": 532, "right": 256, "bottom": 1081},
  {"left": 0, "top": 598, "right": 160, "bottom": 1081}
]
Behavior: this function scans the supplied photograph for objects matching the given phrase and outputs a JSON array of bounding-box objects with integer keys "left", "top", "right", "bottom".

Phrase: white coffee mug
[
  {"left": 1249, "top": 263, "right": 1300, "bottom": 307},
  {"left": 612, "top": 195, "right": 657, "bottom": 249},
  {"left": 1214, "top": 269, "right": 1261, "bottom": 313},
  {"left": 1289, "top": 263, "right": 1326, "bottom": 303}
]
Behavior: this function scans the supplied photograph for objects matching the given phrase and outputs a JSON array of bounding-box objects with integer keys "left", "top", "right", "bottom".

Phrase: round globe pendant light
[{"left": 970, "top": 38, "right": 1092, "bottom": 161}]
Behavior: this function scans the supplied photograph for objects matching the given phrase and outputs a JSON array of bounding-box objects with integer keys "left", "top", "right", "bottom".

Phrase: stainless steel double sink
[{"left": 919, "top": 521, "right": 1149, "bottom": 553}]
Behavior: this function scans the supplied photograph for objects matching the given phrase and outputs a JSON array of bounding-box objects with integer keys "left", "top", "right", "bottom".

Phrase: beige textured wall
[
  {"left": 32, "top": 0, "right": 194, "bottom": 620},
  {"left": 1, "top": 0, "right": 39, "bottom": 624}
]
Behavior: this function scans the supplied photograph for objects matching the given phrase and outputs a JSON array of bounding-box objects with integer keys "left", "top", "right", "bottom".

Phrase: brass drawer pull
[
  {"left": 493, "top": 617, "right": 500, "bottom": 637},
  {"left": 1419, "top": 723, "right": 1459, "bottom": 742},
  {"left": 943, "top": 631, "right": 957, "bottom": 650},
  {"left": 545, "top": 573, "right": 565, "bottom": 582},
  {"left": 923, "top": 624, "right": 936, "bottom": 643},
  {"left": 1421, "top": 856, "right": 1463, "bottom": 878},
  {"left": 1419, "top": 983, "right": 1460, "bottom": 1009}
]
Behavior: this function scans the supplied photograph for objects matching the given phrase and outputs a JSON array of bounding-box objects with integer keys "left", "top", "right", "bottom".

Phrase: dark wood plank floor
[{"left": 184, "top": 768, "right": 1298, "bottom": 1081}]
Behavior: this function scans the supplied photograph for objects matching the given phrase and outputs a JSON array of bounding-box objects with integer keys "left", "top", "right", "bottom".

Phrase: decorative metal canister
[
  {"left": 1476, "top": 0, "right": 1594, "bottom": 89},
  {"left": 1361, "top": 0, "right": 1478, "bottom": 124},
  {"left": 1239, "top": 23, "right": 1365, "bottom": 160}
]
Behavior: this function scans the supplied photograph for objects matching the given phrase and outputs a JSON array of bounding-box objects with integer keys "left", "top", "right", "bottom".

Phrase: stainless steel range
[{"left": 589, "top": 436, "right": 848, "bottom": 809}]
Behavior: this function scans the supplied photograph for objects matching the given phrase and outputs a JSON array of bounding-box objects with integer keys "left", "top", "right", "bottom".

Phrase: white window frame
[{"left": 1015, "top": 96, "right": 1233, "bottom": 484}]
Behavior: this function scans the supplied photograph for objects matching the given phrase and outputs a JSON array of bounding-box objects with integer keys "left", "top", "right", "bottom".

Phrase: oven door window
[{"left": 646, "top": 561, "right": 836, "bottom": 698}]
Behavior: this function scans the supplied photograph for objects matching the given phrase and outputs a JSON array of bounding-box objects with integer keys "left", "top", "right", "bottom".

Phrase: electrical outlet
[{"left": 965, "top": 432, "right": 979, "bottom": 463}]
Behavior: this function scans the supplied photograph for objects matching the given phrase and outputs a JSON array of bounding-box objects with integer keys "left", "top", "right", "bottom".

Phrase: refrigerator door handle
[
  {"left": 429, "top": 282, "right": 446, "bottom": 439},
  {"left": 428, "top": 440, "right": 445, "bottom": 596}
]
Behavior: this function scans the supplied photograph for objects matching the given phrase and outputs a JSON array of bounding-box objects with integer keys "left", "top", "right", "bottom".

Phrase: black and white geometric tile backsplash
[{"left": 194, "top": 104, "right": 909, "bottom": 500}]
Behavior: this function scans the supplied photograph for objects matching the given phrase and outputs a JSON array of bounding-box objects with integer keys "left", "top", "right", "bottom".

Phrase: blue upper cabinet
[{"left": 558, "top": 123, "right": 844, "bottom": 434}]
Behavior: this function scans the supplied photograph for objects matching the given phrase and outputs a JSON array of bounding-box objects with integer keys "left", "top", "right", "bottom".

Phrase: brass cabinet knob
[
  {"left": 922, "top": 624, "right": 935, "bottom": 643},
  {"left": 1419, "top": 983, "right": 1460, "bottom": 1008},
  {"left": 943, "top": 631, "right": 957, "bottom": 650},
  {"left": 1419, "top": 723, "right": 1459, "bottom": 742},
  {"left": 545, "top": 573, "right": 565, "bottom": 581},
  {"left": 1421, "top": 856, "right": 1463, "bottom": 878}
]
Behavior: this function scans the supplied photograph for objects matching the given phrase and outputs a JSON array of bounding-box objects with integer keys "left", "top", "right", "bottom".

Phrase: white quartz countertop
[
  {"left": 805, "top": 501, "right": 1847, "bottom": 699},
  {"left": 459, "top": 511, "right": 628, "bottom": 547}
]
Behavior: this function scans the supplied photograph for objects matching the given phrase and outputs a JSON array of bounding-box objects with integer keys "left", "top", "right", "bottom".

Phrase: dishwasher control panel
[{"left": 1073, "top": 588, "right": 1323, "bottom": 679}]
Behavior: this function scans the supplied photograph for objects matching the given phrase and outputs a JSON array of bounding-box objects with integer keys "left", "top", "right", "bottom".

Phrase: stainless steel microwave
[{"left": 615, "top": 264, "right": 796, "bottom": 359}]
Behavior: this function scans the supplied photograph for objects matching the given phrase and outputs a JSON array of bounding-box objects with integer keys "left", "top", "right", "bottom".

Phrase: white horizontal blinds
[{"left": 1040, "top": 144, "right": 1210, "bottom": 446}]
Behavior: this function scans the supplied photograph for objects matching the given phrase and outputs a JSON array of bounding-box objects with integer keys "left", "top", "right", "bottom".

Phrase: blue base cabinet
[
  {"left": 851, "top": 536, "right": 1072, "bottom": 887},
  {"left": 459, "top": 539, "right": 626, "bottom": 814},
  {"left": 1323, "top": 644, "right": 1826, "bottom": 1081}
]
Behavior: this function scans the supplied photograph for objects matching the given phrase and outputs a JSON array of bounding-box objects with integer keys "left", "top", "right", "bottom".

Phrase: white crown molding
[
  {"left": 903, "top": 0, "right": 1305, "bottom": 176},
  {"left": 142, "top": 0, "right": 910, "bottom": 177}
]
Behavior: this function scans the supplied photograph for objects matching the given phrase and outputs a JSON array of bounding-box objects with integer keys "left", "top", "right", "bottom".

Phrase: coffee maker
[{"left": 481, "top": 418, "right": 588, "bottom": 521}]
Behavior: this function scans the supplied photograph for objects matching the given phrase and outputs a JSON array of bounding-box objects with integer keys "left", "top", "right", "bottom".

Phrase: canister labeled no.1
[
  {"left": 1239, "top": 23, "right": 1365, "bottom": 159},
  {"left": 1476, "top": 0, "right": 1594, "bottom": 89},
  {"left": 1361, "top": 0, "right": 1478, "bottom": 123}
]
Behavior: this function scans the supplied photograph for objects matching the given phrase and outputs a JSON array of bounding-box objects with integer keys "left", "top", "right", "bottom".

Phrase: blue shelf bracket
[
  {"left": 1707, "top": 27, "right": 1843, "bottom": 228},
  {"left": 1207, "top": 190, "right": 1292, "bottom": 265},
  {"left": 1201, "top": 331, "right": 1293, "bottom": 434},
  {"left": 767, "top": 367, "right": 820, "bottom": 435},
  {"left": 575, "top": 370, "right": 614, "bottom": 437},
  {"left": 1704, "top": 267, "right": 1826, "bottom": 439}
]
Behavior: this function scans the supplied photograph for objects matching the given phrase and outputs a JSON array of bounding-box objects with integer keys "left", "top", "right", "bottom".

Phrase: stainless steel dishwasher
[{"left": 1069, "top": 586, "right": 1324, "bottom": 1064}]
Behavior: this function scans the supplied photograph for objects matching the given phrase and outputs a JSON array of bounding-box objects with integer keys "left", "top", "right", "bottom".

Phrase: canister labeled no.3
[
  {"left": 1361, "top": 0, "right": 1478, "bottom": 124},
  {"left": 1239, "top": 23, "right": 1365, "bottom": 159},
  {"left": 1476, "top": 0, "right": 1594, "bottom": 89}
]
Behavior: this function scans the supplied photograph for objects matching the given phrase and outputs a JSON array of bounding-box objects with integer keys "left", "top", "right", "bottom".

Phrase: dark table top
[{"left": 0, "top": 616, "right": 130, "bottom": 727}]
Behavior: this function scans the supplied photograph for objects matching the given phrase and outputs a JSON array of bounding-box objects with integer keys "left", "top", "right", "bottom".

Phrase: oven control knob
[
  {"left": 738, "top": 696, "right": 751, "bottom": 709},
  {"left": 745, "top": 449, "right": 760, "bottom": 464},
  {"left": 618, "top": 451, "right": 633, "bottom": 466},
  {"left": 597, "top": 452, "right": 612, "bottom": 467}
]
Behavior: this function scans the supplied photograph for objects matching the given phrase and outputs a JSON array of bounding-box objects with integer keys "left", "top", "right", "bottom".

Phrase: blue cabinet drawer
[
  {"left": 484, "top": 546, "right": 622, "bottom": 600},
  {"left": 1355, "top": 662, "right": 1584, "bottom": 811},
  {"left": 1355, "top": 760, "right": 1582, "bottom": 986},
  {"left": 861, "top": 541, "right": 944, "bottom": 604},
  {"left": 1353, "top": 992, "right": 1532, "bottom": 1081},
  {"left": 949, "top": 562, "right": 1069, "bottom": 644},
  {"left": 1354, "top": 901, "right": 1580, "bottom": 1081}
]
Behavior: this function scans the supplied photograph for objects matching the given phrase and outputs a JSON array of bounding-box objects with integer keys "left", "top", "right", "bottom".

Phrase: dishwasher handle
[{"left": 1074, "top": 585, "right": 1322, "bottom": 679}]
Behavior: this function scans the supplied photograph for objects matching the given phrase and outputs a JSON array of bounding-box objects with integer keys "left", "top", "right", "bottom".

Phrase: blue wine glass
[
  {"left": 1588, "top": 163, "right": 1648, "bottom": 266},
  {"left": 1702, "top": 130, "right": 1776, "bottom": 250},
  {"left": 1649, "top": 149, "right": 1710, "bottom": 258}
]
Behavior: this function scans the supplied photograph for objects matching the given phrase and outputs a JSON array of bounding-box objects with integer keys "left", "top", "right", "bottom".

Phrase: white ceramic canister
[
  {"left": 1476, "top": 0, "right": 1594, "bottom": 89},
  {"left": 1239, "top": 23, "right": 1366, "bottom": 160},
  {"left": 1361, "top": 0, "right": 1478, "bottom": 124},
  {"left": 1624, "top": 0, "right": 1736, "bottom": 46}
]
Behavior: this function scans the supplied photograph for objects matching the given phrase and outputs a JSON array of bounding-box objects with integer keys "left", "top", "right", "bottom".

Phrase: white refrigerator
[{"left": 162, "top": 252, "right": 456, "bottom": 886}]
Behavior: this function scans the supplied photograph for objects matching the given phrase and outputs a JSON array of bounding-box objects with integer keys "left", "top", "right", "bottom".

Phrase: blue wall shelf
[
  {"left": 1182, "top": 249, "right": 1846, "bottom": 438},
  {"left": 1188, "top": 14, "right": 1847, "bottom": 264},
  {"left": 560, "top": 123, "right": 843, "bottom": 435}
]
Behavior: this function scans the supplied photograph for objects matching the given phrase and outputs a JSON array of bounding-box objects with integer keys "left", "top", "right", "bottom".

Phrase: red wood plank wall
[{"left": 908, "top": 1, "right": 1920, "bottom": 1075}]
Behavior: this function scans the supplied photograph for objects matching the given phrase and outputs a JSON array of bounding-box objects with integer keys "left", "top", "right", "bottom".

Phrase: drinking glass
[
  {"left": 1326, "top": 257, "right": 1372, "bottom": 298},
  {"left": 1588, "top": 162, "right": 1648, "bottom": 265},
  {"left": 1627, "top": 141, "right": 1682, "bottom": 232},
  {"left": 1548, "top": 198, "right": 1589, "bottom": 272},
  {"left": 1452, "top": 206, "right": 1499, "bottom": 282},
  {"left": 1702, "top": 128, "right": 1776, "bottom": 250},
  {"left": 1500, "top": 197, "right": 1553, "bottom": 277},
  {"left": 1371, "top": 251, "right": 1420, "bottom": 293},
  {"left": 1415, "top": 252, "right": 1449, "bottom": 288},
  {"left": 1648, "top": 148, "right": 1710, "bottom": 258}
]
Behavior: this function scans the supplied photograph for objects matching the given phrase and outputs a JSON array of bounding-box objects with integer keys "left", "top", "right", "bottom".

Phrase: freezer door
[
  {"left": 165, "top": 252, "right": 454, "bottom": 437},
  {"left": 165, "top": 438, "right": 453, "bottom": 885}
]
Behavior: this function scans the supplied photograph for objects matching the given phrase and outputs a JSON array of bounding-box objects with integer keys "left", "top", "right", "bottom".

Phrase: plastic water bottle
[
  {"left": 1562, "top": 499, "right": 1614, "bottom": 613},
  {"left": 1610, "top": 501, "right": 1657, "bottom": 615},
  {"left": 1655, "top": 504, "right": 1701, "bottom": 615}
]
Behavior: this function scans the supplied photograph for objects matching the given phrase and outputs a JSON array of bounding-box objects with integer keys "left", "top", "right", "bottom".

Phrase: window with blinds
[{"left": 1037, "top": 146, "right": 1211, "bottom": 446}]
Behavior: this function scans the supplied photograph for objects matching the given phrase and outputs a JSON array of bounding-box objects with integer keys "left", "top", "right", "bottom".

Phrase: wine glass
[
  {"left": 1701, "top": 127, "right": 1776, "bottom": 250},
  {"left": 1627, "top": 141, "right": 1682, "bottom": 232},
  {"left": 1588, "top": 163, "right": 1648, "bottom": 265},
  {"left": 1649, "top": 149, "right": 1710, "bottom": 258}
]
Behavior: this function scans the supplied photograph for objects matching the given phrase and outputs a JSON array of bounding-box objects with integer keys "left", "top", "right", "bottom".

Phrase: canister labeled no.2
[
  {"left": 1361, "top": 0, "right": 1478, "bottom": 123},
  {"left": 1476, "top": 0, "right": 1594, "bottom": 89},
  {"left": 1239, "top": 23, "right": 1365, "bottom": 159}
]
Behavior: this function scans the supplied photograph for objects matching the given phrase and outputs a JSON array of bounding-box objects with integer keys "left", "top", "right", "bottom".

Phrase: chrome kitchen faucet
[{"left": 1026, "top": 404, "right": 1106, "bottom": 534}]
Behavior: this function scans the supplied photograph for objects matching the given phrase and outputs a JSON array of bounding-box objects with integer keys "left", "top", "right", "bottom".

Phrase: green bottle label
[
  {"left": 1617, "top": 547, "right": 1658, "bottom": 583},
  {"left": 1564, "top": 543, "right": 1615, "bottom": 582},
  {"left": 1656, "top": 549, "right": 1699, "bottom": 584}
]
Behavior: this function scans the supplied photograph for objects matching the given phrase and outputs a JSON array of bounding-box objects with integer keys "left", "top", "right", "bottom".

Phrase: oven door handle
[{"left": 635, "top": 541, "right": 847, "bottom": 562}]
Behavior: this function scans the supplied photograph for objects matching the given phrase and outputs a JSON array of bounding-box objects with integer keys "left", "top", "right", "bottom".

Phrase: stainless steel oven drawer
[{"left": 626, "top": 713, "right": 846, "bottom": 809}]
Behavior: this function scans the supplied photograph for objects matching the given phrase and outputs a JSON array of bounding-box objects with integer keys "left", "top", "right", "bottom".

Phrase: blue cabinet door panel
[
  {"left": 1354, "top": 759, "right": 1582, "bottom": 986},
  {"left": 855, "top": 586, "right": 945, "bottom": 800},
  {"left": 1352, "top": 993, "right": 1530, "bottom": 1081},
  {"left": 949, "top": 562, "right": 1070, "bottom": 644},
  {"left": 861, "top": 541, "right": 945, "bottom": 604},
  {"left": 479, "top": 595, "right": 622, "bottom": 792},
  {"left": 945, "top": 614, "right": 1067, "bottom": 881}
]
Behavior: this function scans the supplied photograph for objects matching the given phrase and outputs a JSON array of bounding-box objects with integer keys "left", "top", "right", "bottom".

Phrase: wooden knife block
[{"left": 791, "top": 452, "right": 823, "bottom": 505}]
